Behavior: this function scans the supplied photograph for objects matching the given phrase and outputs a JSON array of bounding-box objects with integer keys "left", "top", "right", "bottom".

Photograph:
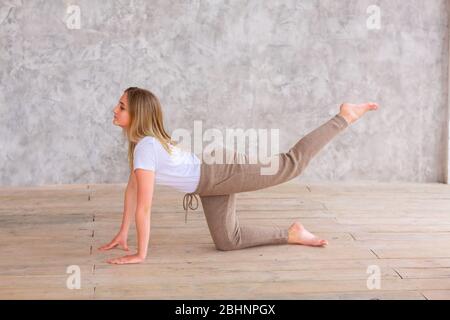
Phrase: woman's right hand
[{"left": 98, "top": 231, "right": 129, "bottom": 251}]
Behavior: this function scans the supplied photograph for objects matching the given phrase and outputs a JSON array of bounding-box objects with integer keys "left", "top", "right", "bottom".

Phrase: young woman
[{"left": 98, "top": 86, "right": 378, "bottom": 264}]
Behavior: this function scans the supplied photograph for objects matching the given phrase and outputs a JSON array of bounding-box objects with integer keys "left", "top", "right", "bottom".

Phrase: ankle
[
  {"left": 287, "top": 228, "right": 295, "bottom": 243},
  {"left": 288, "top": 223, "right": 300, "bottom": 241},
  {"left": 338, "top": 112, "right": 352, "bottom": 125}
]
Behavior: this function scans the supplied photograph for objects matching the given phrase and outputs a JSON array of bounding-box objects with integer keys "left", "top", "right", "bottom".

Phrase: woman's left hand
[{"left": 107, "top": 253, "right": 145, "bottom": 265}]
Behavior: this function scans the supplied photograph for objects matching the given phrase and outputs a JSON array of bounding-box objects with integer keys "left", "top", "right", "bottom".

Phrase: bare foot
[
  {"left": 339, "top": 102, "right": 379, "bottom": 125},
  {"left": 288, "top": 221, "right": 328, "bottom": 247}
]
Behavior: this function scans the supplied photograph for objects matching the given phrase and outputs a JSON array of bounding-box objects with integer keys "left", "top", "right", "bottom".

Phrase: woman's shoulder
[
  {"left": 136, "top": 136, "right": 180, "bottom": 155},
  {"left": 134, "top": 136, "right": 156, "bottom": 155},
  {"left": 136, "top": 136, "right": 156, "bottom": 146}
]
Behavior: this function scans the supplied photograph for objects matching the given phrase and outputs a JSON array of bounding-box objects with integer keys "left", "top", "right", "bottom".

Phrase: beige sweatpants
[{"left": 182, "top": 113, "right": 349, "bottom": 251}]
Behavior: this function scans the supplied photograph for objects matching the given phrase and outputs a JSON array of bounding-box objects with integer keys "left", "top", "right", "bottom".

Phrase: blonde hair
[{"left": 122, "top": 87, "right": 178, "bottom": 172}]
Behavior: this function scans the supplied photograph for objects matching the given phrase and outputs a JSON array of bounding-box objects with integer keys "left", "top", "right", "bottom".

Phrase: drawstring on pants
[{"left": 182, "top": 192, "right": 199, "bottom": 224}]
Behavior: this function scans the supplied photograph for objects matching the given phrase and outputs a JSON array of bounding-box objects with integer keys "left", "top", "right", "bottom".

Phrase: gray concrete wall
[{"left": 0, "top": 0, "right": 448, "bottom": 187}]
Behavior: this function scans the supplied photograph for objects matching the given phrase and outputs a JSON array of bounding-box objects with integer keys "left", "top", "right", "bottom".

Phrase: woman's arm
[
  {"left": 119, "top": 171, "right": 137, "bottom": 235},
  {"left": 107, "top": 168, "right": 155, "bottom": 264},
  {"left": 98, "top": 172, "right": 137, "bottom": 251},
  {"left": 134, "top": 168, "right": 155, "bottom": 258}
]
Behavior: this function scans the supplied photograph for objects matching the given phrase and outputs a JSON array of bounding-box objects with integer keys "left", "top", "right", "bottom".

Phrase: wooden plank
[
  {"left": 0, "top": 263, "right": 94, "bottom": 299},
  {"left": 353, "top": 232, "right": 450, "bottom": 241},
  {"left": 396, "top": 268, "right": 450, "bottom": 279},
  {"left": 92, "top": 242, "right": 375, "bottom": 263},
  {"left": 421, "top": 290, "right": 450, "bottom": 300},
  {"left": 92, "top": 278, "right": 450, "bottom": 299},
  {"left": 2, "top": 181, "right": 450, "bottom": 299},
  {"left": 373, "top": 246, "right": 450, "bottom": 259}
]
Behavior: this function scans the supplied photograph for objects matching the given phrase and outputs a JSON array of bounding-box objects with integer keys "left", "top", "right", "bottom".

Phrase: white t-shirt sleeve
[{"left": 133, "top": 139, "right": 156, "bottom": 172}]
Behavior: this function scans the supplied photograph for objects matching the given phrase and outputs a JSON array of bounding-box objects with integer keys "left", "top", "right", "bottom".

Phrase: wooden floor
[{"left": 1, "top": 180, "right": 450, "bottom": 300}]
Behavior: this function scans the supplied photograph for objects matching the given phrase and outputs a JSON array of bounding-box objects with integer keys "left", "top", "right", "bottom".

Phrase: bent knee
[
  {"left": 211, "top": 230, "right": 242, "bottom": 251},
  {"left": 214, "top": 240, "right": 239, "bottom": 251}
]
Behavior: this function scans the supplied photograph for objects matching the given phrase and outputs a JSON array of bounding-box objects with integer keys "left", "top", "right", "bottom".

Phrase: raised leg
[{"left": 199, "top": 113, "right": 349, "bottom": 196}]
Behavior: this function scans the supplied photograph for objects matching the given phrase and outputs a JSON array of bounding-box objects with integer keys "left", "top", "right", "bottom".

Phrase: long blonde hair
[{"left": 122, "top": 87, "right": 178, "bottom": 172}]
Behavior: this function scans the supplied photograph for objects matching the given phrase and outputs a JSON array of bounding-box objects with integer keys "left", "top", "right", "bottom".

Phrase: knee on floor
[
  {"left": 214, "top": 240, "right": 239, "bottom": 251},
  {"left": 212, "top": 229, "right": 242, "bottom": 251}
]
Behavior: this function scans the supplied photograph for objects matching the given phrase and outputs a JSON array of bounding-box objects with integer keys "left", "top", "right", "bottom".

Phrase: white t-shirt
[{"left": 133, "top": 136, "right": 201, "bottom": 193}]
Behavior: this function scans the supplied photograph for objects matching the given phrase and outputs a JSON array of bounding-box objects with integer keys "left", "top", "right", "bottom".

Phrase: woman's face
[{"left": 113, "top": 92, "right": 130, "bottom": 128}]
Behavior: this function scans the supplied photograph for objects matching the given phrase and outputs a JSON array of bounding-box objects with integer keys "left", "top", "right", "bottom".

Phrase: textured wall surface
[{"left": 0, "top": 0, "right": 448, "bottom": 187}]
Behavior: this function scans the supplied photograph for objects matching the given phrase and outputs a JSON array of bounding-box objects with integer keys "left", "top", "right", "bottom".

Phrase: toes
[
  {"left": 313, "top": 239, "right": 327, "bottom": 246},
  {"left": 310, "top": 238, "right": 328, "bottom": 246},
  {"left": 357, "top": 102, "right": 378, "bottom": 110},
  {"left": 301, "top": 238, "right": 327, "bottom": 247},
  {"left": 368, "top": 102, "right": 378, "bottom": 110}
]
